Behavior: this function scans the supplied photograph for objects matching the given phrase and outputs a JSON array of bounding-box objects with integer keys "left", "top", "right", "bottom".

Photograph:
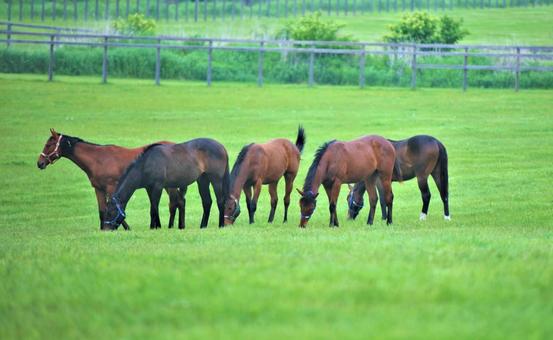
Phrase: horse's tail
[
  {"left": 222, "top": 159, "right": 231, "bottom": 201},
  {"left": 295, "top": 125, "right": 306, "bottom": 154},
  {"left": 437, "top": 141, "right": 449, "bottom": 198},
  {"left": 393, "top": 156, "right": 403, "bottom": 183}
]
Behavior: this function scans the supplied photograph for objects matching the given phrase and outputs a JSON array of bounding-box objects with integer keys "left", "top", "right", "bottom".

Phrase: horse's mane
[
  {"left": 303, "top": 140, "right": 336, "bottom": 192},
  {"left": 231, "top": 143, "right": 254, "bottom": 181},
  {"left": 117, "top": 143, "right": 162, "bottom": 187}
]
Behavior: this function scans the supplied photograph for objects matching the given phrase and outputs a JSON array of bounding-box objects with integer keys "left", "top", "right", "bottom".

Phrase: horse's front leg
[
  {"left": 146, "top": 185, "right": 163, "bottom": 229},
  {"left": 106, "top": 185, "right": 130, "bottom": 230},
  {"left": 94, "top": 188, "right": 107, "bottom": 230},
  {"left": 250, "top": 179, "right": 263, "bottom": 224},
  {"left": 329, "top": 180, "right": 342, "bottom": 227},
  {"left": 364, "top": 175, "right": 378, "bottom": 226}
]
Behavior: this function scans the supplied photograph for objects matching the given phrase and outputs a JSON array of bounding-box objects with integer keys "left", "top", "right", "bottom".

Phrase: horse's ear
[
  {"left": 348, "top": 184, "right": 353, "bottom": 191},
  {"left": 50, "top": 128, "right": 58, "bottom": 137},
  {"left": 296, "top": 188, "right": 304, "bottom": 196}
]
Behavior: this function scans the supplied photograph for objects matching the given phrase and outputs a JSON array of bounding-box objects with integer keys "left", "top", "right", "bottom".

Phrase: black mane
[
  {"left": 303, "top": 140, "right": 336, "bottom": 192},
  {"left": 59, "top": 133, "right": 110, "bottom": 155},
  {"left": 116, "top": 143, "right": 162, "bottom": 190},
  {"left": 230, "top": 144, "right": 254, "bottom": 181}
]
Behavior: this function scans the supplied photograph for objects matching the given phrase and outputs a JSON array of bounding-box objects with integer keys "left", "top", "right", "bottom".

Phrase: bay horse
[
  {"left": 102, "top": 138, "right": 230, "bottom": 230},
  {"left": 347, "top": 135, "right": 449, "bottom": 221},
  {"left": 297, "top": 135, "right": 398, "bottom": 228},
  {"left": 223, "top": 126, "right": 305, "bottom": 225},
  {"left": 37, "top": 129, "right": 183, "bottom": 230}
]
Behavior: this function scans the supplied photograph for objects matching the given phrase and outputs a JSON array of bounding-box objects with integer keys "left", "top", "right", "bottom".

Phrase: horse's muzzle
[{"left": 37, "top": 161, "right": 47, "bottom": 170}]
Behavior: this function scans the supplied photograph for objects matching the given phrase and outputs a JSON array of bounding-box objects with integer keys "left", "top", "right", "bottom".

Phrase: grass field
[
  {"left": 5, "top": 7, "right": 553, "bottom": 44},
  {"left": 0, "top": 73, "right": 552, "bottom": 338}
]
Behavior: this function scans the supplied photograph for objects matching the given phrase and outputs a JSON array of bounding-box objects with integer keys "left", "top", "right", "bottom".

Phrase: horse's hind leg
[
  {"left": 95, "top": 188, "right": 107, "bottom": 230},
  {"left": 167, "top": 189, "right": 179, "bottom": 228},
  {"left": 376, "top": 178, "right": 387, "bottom": 220},
  {"left": 267, "top": 182, "right": 278, "bottom": 223},
  {"left": 417, "top": 175, "right": 431, "bottom": 220},
  {"left": 250, "top": 179, "right": 263, "bottom": 224},
  {"left": 197, "top": 176, "right": 212, "bottom": 228},
  {"left": 364, "top": 175, "right": 379, "bottom": 226},
  {"left": 177, "top": 187, "right": 187, "bottom": 229},
  {"left": 208, "top": 175, "right": 226, "bottom": 227},
  {"left": 431, "top": 168, "right": 450, "bottom": 220},
  {"left": 146, "top": 185, "right": 163, "bottom": 229},
  {"left": 283, "top": 172, "right": 296, "bottom": 223},
  {"left": 379, "top": 174, "right": 394, "bottom": 225}
]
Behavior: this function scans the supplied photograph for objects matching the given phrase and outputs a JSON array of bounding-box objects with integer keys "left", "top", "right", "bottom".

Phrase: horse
[
  {"left": 297, "top": 135, "right": 398, "bottom": 228},
  {"left": 223, "top": 126, "right": 305, "bottom": 225},
  {"left": 346, "top": 135, "right": 450, "bottom": 221},
  {"left": 37, "top": 129, "right": 184, "bottom": 230},
  {"left": 102, "top": 138, "right": 230, "bottom": 230}
]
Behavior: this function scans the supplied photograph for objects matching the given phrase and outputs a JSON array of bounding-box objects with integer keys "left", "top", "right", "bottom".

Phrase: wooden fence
[
  {"left": 5, "top": 0, "right": 553, "bottom": 23},
  {"left": 2, "top": 21, "right": 553, "bottom": 89}
]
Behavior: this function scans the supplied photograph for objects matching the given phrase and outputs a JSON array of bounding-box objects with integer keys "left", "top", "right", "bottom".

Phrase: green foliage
[
  {"left": 384, "top": 12, "right": 468, "bottom": 44},
  {"left": 112, "top": 13, "right": 157, "bottom": 36},
  {"left": 277, "top": 12, "right": 353, "bottom": 42}
]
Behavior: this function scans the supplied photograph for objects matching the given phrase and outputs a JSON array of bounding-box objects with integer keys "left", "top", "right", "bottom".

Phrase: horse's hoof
[
  {"left": 444, "top": 215, "right": 451, "bottom": 221},
  {"left": 419, "top": 213, "right": 427, "bottom": 221}
]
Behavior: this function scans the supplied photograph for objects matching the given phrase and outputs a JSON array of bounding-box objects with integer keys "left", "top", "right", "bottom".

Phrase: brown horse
[
  {"left": 347, "top": 135, "right": 449, "bottom": 221},
  {"left": 223, "top": 126, "right": 305, "bottom": 225},
  {"left": 297, "top": 135, "right": 398, "bottom": 228},
  {"left": 37, "top": 129, "right": 183, "bottom": 230}
]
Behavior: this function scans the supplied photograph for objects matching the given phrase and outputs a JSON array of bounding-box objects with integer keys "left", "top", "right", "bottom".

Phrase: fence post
[
  {"left": 203, "top": 0, "right": 207, "bottom": 21},
  {"left": 19, "top": 0, "right": 23, "bottom": 21},
  {"left": 102, "top": 36, "right": 109, "bottom": 84},
  {"left": 359, "top": 47, "right": 366, "bottom": 88},
  {"left": 41, "top": 0, "right": 46, "bottom": 21},
  {"left": 7, "top": 0, "right": 12, "bottom": 22},
  {"left": 463, "top": 47, "right": 468, "bottom": 91},
  {"left": 411, "top": 44, "right": 417, "bottom": 89},
  {"left": 64, "top": 0, "right": 68, "bottom": 20},
  {"left": 258, "top": 41, "right": 265, "bottom": 87},
  {"left": 105, "top": 0, "right": 109, "bottom": 20},
  {"left": 73, "top": 0, "right": 78, "bottom": 20},
  {"left": 48, "top": 35, "right": 55, "bottom": 82},
  {"left": 6, "top": 23, "right": 12, "bottom": 48},
  {"left": 308, "top": 45, "right": 315, "bottom": 87},
  {"left": 194, "top": 0, "right": 199, "bottom": 21},
  {"left": 53, "top": 0, "right": 57, "bottom": 20},
  {"left": 207, "top": 40, "right": 213, "bottom": 86},
  {"left": 31, "top": 0, "right": 35, "bottom": 20},
  {"left": 155, "top": 39, "right": 161, "bottom": 85},
  {"left": 514, "top": 47, "right": 520, "bottom": 92}
]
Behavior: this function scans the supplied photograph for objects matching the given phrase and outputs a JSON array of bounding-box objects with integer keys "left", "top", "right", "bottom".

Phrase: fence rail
[
  {"left": 2, "top": 22, "right": 553, "bottom": 90},
  {"left": 4, "top": 0, "right": 553, "bottom": 23}
]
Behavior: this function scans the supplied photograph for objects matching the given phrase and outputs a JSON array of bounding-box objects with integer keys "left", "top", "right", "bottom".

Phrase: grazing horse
[
  {"left": 37, "top": 129, "right": 183, "bottom": 230},
  {"left": 347, "top": 135, "right": 450, "bottom": 221},
  {"left": 223, "top": 126, "right": 305, "bottom": 225},
  {"left": 102, "top": 138, "right": 230, "bottom": 230},
  {"left": 297, "top": 135, "right": 397, "bottom": 228}
]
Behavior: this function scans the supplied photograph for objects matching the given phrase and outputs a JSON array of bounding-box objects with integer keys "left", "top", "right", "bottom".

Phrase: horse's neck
[
  {"left": 307, "top": 162, "right": 326, "bottom": 195},
  {"left": 114, "top": 167, "right": 141, "bottom": 207},
  {"left": 63, "top": 142, "right": 106, "bottom": 178},
  {"left": 230, "top": 169, "right": 249, "bottom": 198}
]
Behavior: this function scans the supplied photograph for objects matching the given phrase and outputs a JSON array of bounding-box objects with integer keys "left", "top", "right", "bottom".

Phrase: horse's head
[
  {"left": 102, "top": 196, "right": 126, "bottom": 231},
  {"left": 37, "top": 129, "right": 64, "bottom": 169},
  {"left": 346, "top": 184, "right": 364, "bottom": 220},
  {"left": 223, "top": 195, "right": 240, "bottom": 225},
  {"left": 297, "top": 189, "right": 318, "bottom": 228}
]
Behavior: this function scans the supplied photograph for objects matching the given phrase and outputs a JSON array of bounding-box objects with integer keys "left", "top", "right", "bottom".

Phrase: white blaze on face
[
  {"left": 419, "top": 212, "right": 427, "bottom": 221},
  {"left": 444, "top": 215, "right": 451, "bottom": 221}
]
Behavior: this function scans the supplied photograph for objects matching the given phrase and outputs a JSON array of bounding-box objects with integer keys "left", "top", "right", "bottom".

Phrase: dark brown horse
[
  {"left": 37, "top": 129, "right": 183, "bottom": 230},
  {"left": 347, "top": 135, "right": 449, "bottom": 221},
  {"left": 298, "top": 135, "right": 398, "bottom": 228},
  {"left": 223, "top": 126, "right": 305, "bottom": 225},
  {"left": 102, "top": 138, "right": 230, "bottom": 230}
]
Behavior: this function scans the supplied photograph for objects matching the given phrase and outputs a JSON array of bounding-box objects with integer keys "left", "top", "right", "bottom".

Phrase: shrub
[
  {"left": 112, "top": 13, "right": 156, "bottom": 36},
  {"left": 277, "top": 12, "right": 353, "bottom": 42},
  {"left": 384, "top": 12, "right": 468, "bottom": 45}
]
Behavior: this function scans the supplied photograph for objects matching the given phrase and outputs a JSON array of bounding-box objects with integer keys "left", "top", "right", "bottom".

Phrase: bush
[
  {"left": 277, "top": 12, "right": 353, "bottom": 42},
  {"left": 112, "top": 13, "right": 156, "bottom": 36},
  {"left": 384, "top": 12, "right": 468, "bottom": 44}
]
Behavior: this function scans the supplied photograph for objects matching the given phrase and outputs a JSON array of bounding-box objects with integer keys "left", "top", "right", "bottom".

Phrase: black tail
[
  {"left": 437, "top": 142, "right": 449, "bottom": 198},
  {"left": 393, "top": 157, "right": 403, "bottom": 183},
  {"left": 295, "top": 125, "right": 306, "bottom": 154},
  {"left": 222, "top": 160, "right": 230, "bottom": 201}
]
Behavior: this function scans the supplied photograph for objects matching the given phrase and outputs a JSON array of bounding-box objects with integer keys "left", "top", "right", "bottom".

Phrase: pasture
[{"left": 0, "top": 73, "right": 552, "bottom": 338}]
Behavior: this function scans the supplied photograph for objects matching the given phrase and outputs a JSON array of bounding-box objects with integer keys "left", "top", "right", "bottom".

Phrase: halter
[
  {"left": 104, "top": 196, "right": 126, "bottom": 227},
  {"left": 223, "top": 196, "right": 241, "bottom": 221},
  {"left": 300, "top": 191, "right": 317, "bottom": 220},
  {"left": 348, "top": 193, "right": 364, "bottom": 210},
  {"left": 40, "top": 134, "right": 63, "bottom": 165}
]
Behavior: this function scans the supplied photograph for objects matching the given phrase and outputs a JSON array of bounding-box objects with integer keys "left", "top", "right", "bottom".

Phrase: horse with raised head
[
  {"left": 224, "top": 126, "right": 305, "bottom": 225},
  {"left": 346, "top": 135, "right": 449, "bottom": 221},
  {"left": 37, "top": 129, "right": 183, "bottom": 230},
  {"left": 102, "top": 138, "right": 230, "bottom": 230},
  {"left": 297, "top": 135, "right": 398, "bottom": 228}
]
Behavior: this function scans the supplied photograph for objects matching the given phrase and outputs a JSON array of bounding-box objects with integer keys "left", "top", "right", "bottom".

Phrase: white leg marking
[
  {"left": 444, "top": 215, "right": 451, "bottom": 221},
  {"left": 419, "top": 212, "right": 427, "bottom": 221}
]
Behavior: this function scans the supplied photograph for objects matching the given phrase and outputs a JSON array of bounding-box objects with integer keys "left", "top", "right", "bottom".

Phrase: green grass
[
  {"left": 0, "top": 73, "right": 552, "bottom": 338},
  {"left": 5, "top": 7, "right": 553, "bottom": 44}
]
